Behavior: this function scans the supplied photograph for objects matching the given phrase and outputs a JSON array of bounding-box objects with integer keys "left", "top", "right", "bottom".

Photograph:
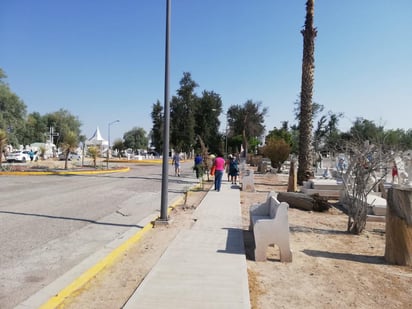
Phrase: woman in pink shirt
[{"left": 213, "top": 152, "right": 226, "bottom": 192}]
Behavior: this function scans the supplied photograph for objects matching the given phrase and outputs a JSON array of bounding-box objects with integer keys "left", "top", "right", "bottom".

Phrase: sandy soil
[{"left": 55, "top": 170, "right": 411, "bottom": 309}]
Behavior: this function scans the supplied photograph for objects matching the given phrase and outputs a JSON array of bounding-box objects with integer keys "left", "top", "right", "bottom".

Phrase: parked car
[
  {"left": 59, "top": 152, "right": 81, "bottom": 161},
  {"left": 6, "top": 150, "right": 31, "bottom": 163}
]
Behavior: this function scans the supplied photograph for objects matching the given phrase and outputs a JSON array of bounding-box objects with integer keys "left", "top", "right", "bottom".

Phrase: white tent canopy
[{"left": 86, "top": 126, "right": 108, "bottom": 147}]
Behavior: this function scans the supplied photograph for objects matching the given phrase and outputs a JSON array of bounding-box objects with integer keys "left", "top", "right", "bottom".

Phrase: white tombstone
[{"left": 242, "top": 169, "right": 255, "bottom": 192}]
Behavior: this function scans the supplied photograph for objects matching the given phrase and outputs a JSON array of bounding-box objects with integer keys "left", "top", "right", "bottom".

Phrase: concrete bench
[{"left": 249, "top": 192, "right": 292, "bottom": 262}]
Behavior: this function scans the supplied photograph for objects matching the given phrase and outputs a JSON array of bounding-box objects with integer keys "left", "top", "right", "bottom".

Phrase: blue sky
[{"left": 1, "top": 1, "right": 411, "bottom": 142}]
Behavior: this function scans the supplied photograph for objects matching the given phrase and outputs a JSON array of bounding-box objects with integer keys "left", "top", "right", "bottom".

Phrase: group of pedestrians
[
  {"left": 172, "top": 150, "right": 240, "bottom": 192},
  {"left": 211, "top": 152, "right": 239, "bottom": 192}
]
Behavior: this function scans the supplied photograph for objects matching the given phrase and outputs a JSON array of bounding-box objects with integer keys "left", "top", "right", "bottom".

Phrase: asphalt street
[{"left": 0, "top": 161, "right": 198, "bottom": 309}]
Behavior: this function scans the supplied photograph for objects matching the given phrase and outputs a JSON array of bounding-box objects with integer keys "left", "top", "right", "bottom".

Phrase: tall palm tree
[
  {"left": 298, "top": 0, "right": 317, "bottom": 184},
  {"left": 0, "top": 129, "right": 7, "bottom": 168}
]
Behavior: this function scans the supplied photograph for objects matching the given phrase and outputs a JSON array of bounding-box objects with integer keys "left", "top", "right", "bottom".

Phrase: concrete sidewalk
[{"left": 124, "top": 181, "right": 251, "bottom": 309}]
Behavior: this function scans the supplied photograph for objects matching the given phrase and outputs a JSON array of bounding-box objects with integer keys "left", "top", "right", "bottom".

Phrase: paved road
[{"left": 0, "top": 161, "right": 198, "bottom": 309}]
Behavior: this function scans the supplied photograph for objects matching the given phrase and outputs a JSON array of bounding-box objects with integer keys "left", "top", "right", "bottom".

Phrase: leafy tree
[
  {"left": 0, "top": 129, "right": 7, "bottom": 167},
  {"left": 22, "top": 112, "right": 48, "bottom": 145},
  {"left": 43, "top": 109, "right": 82, "bottom": 146},
  {"left": 227, "top": 134, "right": 243, "bottom": 156},
  {"left": 151, "top": 100, "right": 163, "bottom": 154},
  {"left": 349, "top": 118, "right": 384, "bottom": 144},
  {"left": 288, "top": 124, "right": 300, "bottom": 154},
  {"left": 38, "top": 145, "right": 46, "bottom": 160},
  {"left": 123, "top": 127, "right": 148, "bottom": 151},
  {"left": 194, "top": 90, "right": 222, "bottom": 154},
  {"left": 61, "top": 130, "right": 79, "bottom": 170},
  {"left": 313, "top": 111, "right": 343, "bottom": 156},
  {"left": 0, "top": 69, "right": 27, "bottom": 146},
  {"left": 398, "top": 129, "right": 412, "bottom": 150},
  {"left": 294, "top": 99, "right": 324, "bottom": 123},
  {"left": 266, "top": 121, "right": 293, "bottom": 147},
  {"left": 112, "top": 138, "right": 125, "bottom": 156},
  {"left": 170, "top": 72, "right": 198, "bottom": 153},
  {"left": 297, "top": 0, "right": 317, "bottom": 184},
  {"left": 263, "top": 137, "right": 291, "bottom": 172},
  {"left": 87, "top": 145, "right": 100, "bottom": 167},
  {"left": 227, "top": 100, "right": 267, "bottom": 158}
]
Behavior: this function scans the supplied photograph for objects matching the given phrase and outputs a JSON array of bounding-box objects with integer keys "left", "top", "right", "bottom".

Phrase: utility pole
[{"left": 159, "top": 0, "right": 171, "bottom": 223}]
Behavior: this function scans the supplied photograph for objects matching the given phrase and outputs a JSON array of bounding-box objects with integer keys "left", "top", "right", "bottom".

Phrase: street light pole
[
  {"left": 107, "top": 120, "right": 120, "bottom": 169},
  {"left": 160, "top": 0, "right": 171, "bottom": 222}
]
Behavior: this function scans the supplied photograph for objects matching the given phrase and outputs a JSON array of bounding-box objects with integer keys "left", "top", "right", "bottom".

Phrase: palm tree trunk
[
  {"left": 242, "top": 129, "right": 248, "bottom": 158},
  {"left": 297, "top": 0, "right": 317, "bottom": 184}
]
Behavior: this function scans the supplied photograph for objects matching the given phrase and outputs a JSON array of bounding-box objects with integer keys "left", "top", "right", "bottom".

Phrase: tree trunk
[
  {"left": 297, "top": 0, "right": 317, "bottom": 185},
  {"left": 278, "top": 192, "right": 314, "bottom": 211},
  {"left": 242, "top": 129, "right": 248, "bottom": 158}
]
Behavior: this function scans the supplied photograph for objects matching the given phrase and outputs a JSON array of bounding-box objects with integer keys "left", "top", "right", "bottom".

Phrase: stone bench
[{"left": 249, "top": 192, "right": 292, "bottom": 262}]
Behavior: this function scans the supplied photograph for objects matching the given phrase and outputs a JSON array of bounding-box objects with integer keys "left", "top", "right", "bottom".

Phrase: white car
[
  {"left": 59, "top": 152, "right": 81, "bottom": 161},
  {"left": 6, "top": 151, "right": 31, "bottom": 163}
]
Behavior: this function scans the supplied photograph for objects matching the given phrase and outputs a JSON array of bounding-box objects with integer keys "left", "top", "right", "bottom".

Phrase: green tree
[
  {"left": 263, "top": 137, "right": 291, "bottom": 172},
  {"left": 349, "top": 118, "right": 384, "bottom": 144},
  {"left": 87, "top": 145, "right": 100, "bottom": 167},
  {"left": 22, "top": 112, "right": 48, "bottom": 145},
  {"left": 61, "top": 130, "right": 79, "bottom": 170},
  {"left": 170, "top": 72, "right": 198, "bottom": 153},
  {"left": 398, "top": 129, "right": 412, "bottom": 150},
  {"left": 43, "top": 109, "right": 82, "bottom": 147},
  {"left": 150, "top": 100, "right": 163, "bottom": 154},
  {"left": 0, "top": 129, "right": 7, "bottom": 168},
  {"left": 112, "top": 138, "right": 125, "bottom": 156},
  {"left": 266, "top": 121, "right": 293, "bottom": 147},
  {"left": 0, "top": 69, "right": 27, "bottom": 146},
  {"left": 194, "top": 90, "right": 222, "bottom": 154},
  {"left": 297, "top": 0, "right": 317, "bottom": 184},
  {"left": 123, "top": 127, "right": 148, "bottom": 151},
  {"left": 313, "top": 111, "right": 343, "bottom": 156},
  {"left": 227, "top": 100, "right": 267, "bottom": 158}
]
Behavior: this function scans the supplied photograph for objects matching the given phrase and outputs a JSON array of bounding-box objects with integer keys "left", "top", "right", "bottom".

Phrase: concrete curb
[
  {"left": 19, "top": 183, "right": 200, "bottom": 309},
  {"left": 0, "top": 167, "right": 130, "bottom": 176}
]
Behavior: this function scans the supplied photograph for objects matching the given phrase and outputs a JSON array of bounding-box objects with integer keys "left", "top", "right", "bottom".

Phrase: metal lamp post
[
  {"left": 159, "top": 0, "right": 171, "bottom": 222},
  {"left": 107, "top": 120, "right": 120, "bottom": 169}
]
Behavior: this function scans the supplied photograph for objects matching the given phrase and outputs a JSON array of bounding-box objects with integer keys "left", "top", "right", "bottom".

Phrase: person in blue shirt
[
  {"left": 193, "top": 153, "right": 203, "bottom": 179},
  {"left": 28, "top": 149, "right": 34, "bottom": 161}
]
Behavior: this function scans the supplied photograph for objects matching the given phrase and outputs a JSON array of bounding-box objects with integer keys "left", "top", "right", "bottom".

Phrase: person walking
[
  {"left": 225, "top": 155, "right": 232, "bottom": 181},
  {"left": 28, "top": 149, "right": 34, "bottom": 162},
  {"left": 193, "top": 153, "right": 203, "bottom": 179},
  {"left": 229, "top": 155, "right": 239, "bottom": 184},
  {"left": 172, "top": 151, "right": 181, "bottom": 176},
  {"left": 212, "top": 151, "right": 225, "bottom": 192}
]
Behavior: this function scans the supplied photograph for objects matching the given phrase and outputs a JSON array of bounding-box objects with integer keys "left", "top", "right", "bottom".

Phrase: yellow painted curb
[
  {"left": 39, "top": 182, "right": 199, "bottom": 308},
  {"left": 0, "top": 167, "right": 130, "bottom": 176},
  {"left": 39, "top": 222, "right": 154, "bottom": 309},
  {"left": 107, "top": 159, "right": 186, "bottom": 164}
]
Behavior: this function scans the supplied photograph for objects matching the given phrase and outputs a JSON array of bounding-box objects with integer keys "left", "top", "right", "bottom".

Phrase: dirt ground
[{"left": 56, "top": 169, "right": 411, "bottom": 309}]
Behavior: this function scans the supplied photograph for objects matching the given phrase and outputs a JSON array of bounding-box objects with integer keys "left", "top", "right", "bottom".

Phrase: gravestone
[{"left": 242, "top": 169, "right": 255, "bottom": 192}]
